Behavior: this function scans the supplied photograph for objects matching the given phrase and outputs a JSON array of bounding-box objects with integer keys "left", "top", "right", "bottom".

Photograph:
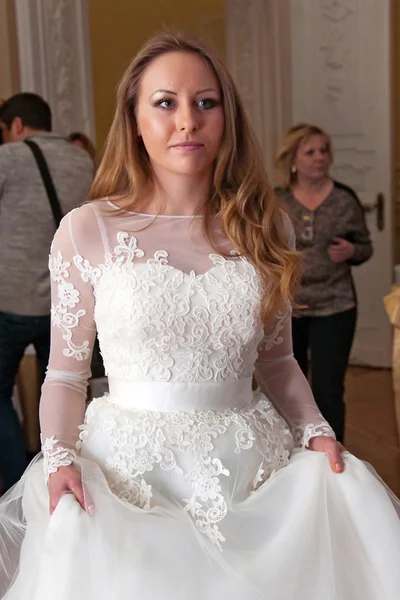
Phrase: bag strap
[{"left": 24, "top": 139, "right": 63, "bottom": 228}]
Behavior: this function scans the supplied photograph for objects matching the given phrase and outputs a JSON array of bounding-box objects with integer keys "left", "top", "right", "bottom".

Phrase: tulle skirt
[{"left": 1, "top": 388, "right": 400, "bottom": 599}]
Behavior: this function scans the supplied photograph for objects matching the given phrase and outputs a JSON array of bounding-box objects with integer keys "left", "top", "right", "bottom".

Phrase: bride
[{"left": 1, "top": 33, "right": 399, "bottom": 600}]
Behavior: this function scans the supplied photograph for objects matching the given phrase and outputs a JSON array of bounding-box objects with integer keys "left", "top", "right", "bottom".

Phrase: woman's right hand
[
  {"left": 48, "top": 465, "right": 94, "bottom": 515},
  {"left": 328, "top": 237, "right": 355, "bottom": 263}
]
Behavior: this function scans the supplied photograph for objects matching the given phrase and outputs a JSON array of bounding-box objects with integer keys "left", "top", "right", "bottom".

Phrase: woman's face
[
  {"left": 293, "top": 134, "right": 331, "bottom": 181},
  {"left": 136, "top": 51, "right": 224, "bottom": 179},
  {"left": 71, "top": 139, "right": 85, "bottom": 150}
]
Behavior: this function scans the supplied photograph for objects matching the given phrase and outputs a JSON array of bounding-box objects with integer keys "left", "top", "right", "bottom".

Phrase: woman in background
[
  {"left": 68, "top": 131, "right": 97, "bottom": 165},
  {"left": 275, "top": 123, "right": 373, "bottom": 443}
]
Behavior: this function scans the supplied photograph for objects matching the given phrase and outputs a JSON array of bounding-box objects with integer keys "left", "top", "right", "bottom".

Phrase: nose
[{"left": 176, "top": 102, "right": 198, "bottom": 133}]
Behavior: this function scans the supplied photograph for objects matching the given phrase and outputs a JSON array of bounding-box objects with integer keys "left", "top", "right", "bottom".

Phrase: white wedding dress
[{"left": 0, "top": 201, "right": 399, "bottom": 599}]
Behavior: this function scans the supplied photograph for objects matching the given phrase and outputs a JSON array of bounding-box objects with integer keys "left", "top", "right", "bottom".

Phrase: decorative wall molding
[
  {"left": 13, "top": 0, "right": 96, "bottom": 141},
  {"left": 290, "top": 0, "right": 390, "bottom": 199},
  {"left": 224, "top": 0, "right": 292, "bottom": 181},
  {"left": 291, "top": 0, "right": 365, "bottom": 140}
]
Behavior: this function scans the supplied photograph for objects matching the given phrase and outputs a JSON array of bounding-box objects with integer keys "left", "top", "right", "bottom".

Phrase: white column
[
  {"left": 13, "top": 0, "right": 96, "bottom": 141},
  {"left": 224, "top": 0, "right": 292, "bottom": 181}
]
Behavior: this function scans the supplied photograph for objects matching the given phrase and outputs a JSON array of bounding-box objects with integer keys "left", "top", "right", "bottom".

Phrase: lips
[{"left": 170, "top": 142, "right": 204, "bottom": 150}]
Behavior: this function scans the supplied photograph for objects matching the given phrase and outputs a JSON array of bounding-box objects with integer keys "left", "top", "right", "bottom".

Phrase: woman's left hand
[
  {"left": 328, "top": 237, "right": 355, "bottom": 263},
  {"left": 309, "top": 436, "right": 345, "bottom": 473}
]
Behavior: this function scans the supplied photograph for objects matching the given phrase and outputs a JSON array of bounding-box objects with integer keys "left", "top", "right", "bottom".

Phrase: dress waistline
[{"left": 107, "top": 377, "right": 254, "bottom": 413}]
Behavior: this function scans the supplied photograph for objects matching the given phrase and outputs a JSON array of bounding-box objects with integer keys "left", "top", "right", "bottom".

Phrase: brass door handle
[{"left": 362, "top": 193, "right": 384, "bottom": 231}]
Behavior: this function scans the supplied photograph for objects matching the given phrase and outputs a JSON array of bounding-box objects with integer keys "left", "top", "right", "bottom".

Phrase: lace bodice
[
  {"left": 40, "top": 201, "right": 334, "bottom": 475},
  {"left": 94, "top": 239, "right": 262, "bottom": 383}
]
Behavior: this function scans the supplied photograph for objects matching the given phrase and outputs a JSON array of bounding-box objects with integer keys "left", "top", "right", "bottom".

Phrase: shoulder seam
[
  {"left": 91, "top": 201, "right": 111, "bottom": 255},
  {"left": 333, "top": 180, "right": 359, "bottom": 201}
]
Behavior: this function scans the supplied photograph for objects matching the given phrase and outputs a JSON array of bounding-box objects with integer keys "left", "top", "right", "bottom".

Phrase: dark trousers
[
  {"left": 291, "top": 308, "right": 357, "bottom": 444},
  {"left": 0, "top": 311, "right": 50, "bottom": 493}
]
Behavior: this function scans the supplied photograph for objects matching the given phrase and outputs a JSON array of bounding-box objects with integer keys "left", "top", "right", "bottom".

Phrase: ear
[{"left": 12, "top": 116, "right": 24, "bottom": 135}]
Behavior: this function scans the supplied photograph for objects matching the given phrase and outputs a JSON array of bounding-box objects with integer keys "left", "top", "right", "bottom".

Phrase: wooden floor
[{"left": 345, "top": 367, "right": 400, "bottom": 496}]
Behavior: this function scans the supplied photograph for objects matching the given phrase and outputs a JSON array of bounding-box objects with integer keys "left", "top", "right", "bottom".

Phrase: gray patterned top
[
  {"left": 277, "top": 182, "right": 373, "bottom": 317},
  {"left": 0, "top": 133, "right": 94, "bottom": 315}
]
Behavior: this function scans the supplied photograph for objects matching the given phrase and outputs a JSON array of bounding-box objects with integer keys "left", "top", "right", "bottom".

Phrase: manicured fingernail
[
  {"left": 87, "top": 504, "right": 95, "bottom": 515},
  {"left": 335, "top": 462, "right": 343, "bottom": 471}
]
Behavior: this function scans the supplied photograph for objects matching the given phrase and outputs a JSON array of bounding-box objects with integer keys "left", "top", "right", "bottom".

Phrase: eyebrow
[{"left": 150, "top": 87, "right": 219, "bottom": 99}]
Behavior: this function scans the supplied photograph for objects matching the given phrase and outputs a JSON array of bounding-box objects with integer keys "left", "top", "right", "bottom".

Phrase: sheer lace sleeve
[
  {"left": 254, "top": 211, "right": 335, "bottom": 448},
  {"left": 40, "top": 206, "right": 100, "bottom": 477},
  {"left": 254, "top": 309, "right": 335, "bottom": 448}
]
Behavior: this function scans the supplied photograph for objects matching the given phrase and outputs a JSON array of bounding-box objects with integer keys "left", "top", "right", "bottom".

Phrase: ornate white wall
[
  {"left": 13, "top": 0, "right": 96, "bottom": 140},
  {"left": 225, "top": 0, "right": 393, "bottom": 367},
  {"left": 290, "top": 0, "right": 393, "bottom": 367},
  {"left": 291, "top": 0, "right": 381, "bottom": 195}
]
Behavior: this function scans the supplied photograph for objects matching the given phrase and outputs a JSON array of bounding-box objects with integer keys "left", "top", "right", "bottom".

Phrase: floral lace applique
[
  {"left": 41, "top": 436, "right": 76, "bottom": 477},
  {"left": 294, "top": 422, "right": 336, "bottom": 448},
  {"left": 114, "top": 231, "right": 146, "bottom": 264},
  {"left": 49, "top": 251, "right": 95, "bottom": 361},
  {"left": 257, "top": 309, "right": 291, "bottom": 352},
  {"left": 78, "top": 393, "right": 293, "bottom": 550},
  {"left": 73, "top": 256, "right": 102, "bottom": 286}
]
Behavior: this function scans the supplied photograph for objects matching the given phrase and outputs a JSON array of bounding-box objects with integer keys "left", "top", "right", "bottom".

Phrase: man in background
[{"left": 0, "top": 93, "right": 94, "bottom": 492}]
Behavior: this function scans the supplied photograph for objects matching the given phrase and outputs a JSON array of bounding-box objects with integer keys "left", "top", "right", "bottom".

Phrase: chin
[{"left": 168, "top": 161, "right": 212, "bottom": 177}]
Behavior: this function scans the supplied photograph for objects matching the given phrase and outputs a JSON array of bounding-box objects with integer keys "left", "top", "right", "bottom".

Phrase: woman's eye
[
  {"left": 156, "top": 99, "right": 175, "bottom": 109},
  {"left": 155, "top": 97, "right": 219, "bottom": 110},
  {"left": 197, "top": 98, "right": 218, "bottom": 109}
]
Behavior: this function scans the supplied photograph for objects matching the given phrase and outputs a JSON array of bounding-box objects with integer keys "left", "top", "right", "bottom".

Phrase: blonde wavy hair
[
  {"left": 275, "top": 123, "right": 332, "bottom": 188},
  {"left": 90, "top": 32, "right": 300, "bottom": 323}
]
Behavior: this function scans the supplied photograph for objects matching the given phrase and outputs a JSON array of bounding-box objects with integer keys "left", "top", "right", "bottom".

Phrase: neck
[
  {"left": 22, "top": 127, "right": 48, "bottom": 140},
  {"left": 294, "top": 175, "right": 331, "bottom": 194},
  {"left": 142, "top": 168, "right": 212, "bottom": 216}
]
